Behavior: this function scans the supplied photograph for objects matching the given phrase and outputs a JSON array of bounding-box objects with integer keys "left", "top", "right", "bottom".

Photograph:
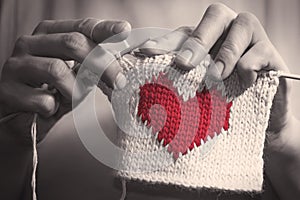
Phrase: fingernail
[
  {"left": 208, "top": 61, "right": 224, "bottom": 81},
  {"left": 175, "top": 37, "right": 207, "bottom": 70},
  {"left": 139, "top": 40, "right": 165, "bottom": 55},
  {"left": 175, "top": 49, "right": 194, "bottom": 70},
  {"left": 178, "top": 49, "right": 193, "bottom": 62},
  {"left": 113, "top": 21, "right": 130, "bottom": 34},
  {"left": 142, "top": 40, "right": 157, "bottom": 48},
  {"left": 114, "top": 73, "right": 127, "bottom": 90}
]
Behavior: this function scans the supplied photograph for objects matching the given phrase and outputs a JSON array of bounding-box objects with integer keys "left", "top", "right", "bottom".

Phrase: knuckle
[
  {"left": 206, "top": 4, "right": 224, "bottom": 18},
  {"left": 61, "top": 32, "right": 86, "bottom": 51},
  {"left": 192, "top": 34, "right": 207, "bottom": 47},
  {"left": 47, "top": 59, "right": 68, "bottom": 80},
  {"left": 237, "top": 12, "right": 259, "bottom": 27},
  {"left": 219, "top": 41, "right": 240, "bottom": 60},
  {"left": 15, "top": 35, "right": 29, "bottom": 50},
  {"left": 257, "top": 40, "right": 273, "bottom": 57},
  {"left": 34, "top": 20, "right": 51, "bottom": 33},
  {"left": 206, "top": 3, "right": 233, "bottom": 19},
  {"left": 77, "top": 18, "right": 95, "bottom": 32},
  {"left": 208, "top": 3, "right": 228, "bottom": 13},
  {"left": 1, "top": 58, "right": 18, "bottom": 76}
]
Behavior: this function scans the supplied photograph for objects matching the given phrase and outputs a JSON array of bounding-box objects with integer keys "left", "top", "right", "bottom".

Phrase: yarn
[
  {"left": 137, "top": 74, "right": 232, "bottom": 158},
  {"left": 0, "top": 112, "right": 38, "bottom": 200},
  {"left": 111, "top": 53, "right": 279, "bottom": 192},
  {"left": 120, "top": 179, "right": 127, "bottom": 200},
  {"left": 31, "top": 114, "right": 38, "bottom": 200}
]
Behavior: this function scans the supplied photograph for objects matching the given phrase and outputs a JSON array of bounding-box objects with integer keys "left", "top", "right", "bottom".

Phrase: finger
[
  {"left": 81, "top": 45, "right": 126, "bottom": 89},
  {"left": 236, "top": 41, "right": 274, "bottom": 89},
  {"left": 237, "top": 52, "right": 264, "bottom": 90},
  {"left": 0, "top": 82, "right": 58, "bottom": 118},
  {"left": 139, "top": 26, "right": 193, "bottom": 55},
  {"left": 208, "top": 27, "right": 230, "bottom": 60},
  {"left": 16, "top": 32, "right": 125, "bottom": 90},
  {"left": 33, "top": 18, "right": 131, "bottom": 43},
  {"left": 6, "top": 56, "right": 85, "bottom": 101},
  {"left": 14, "top": 32, "right": 95, "bottom": 62},
  {"left": 175, "top": 3, "right": 237, "bottom": 70},
  {"left": 212, "top": 12, "right": 265, "bottom": 80}
]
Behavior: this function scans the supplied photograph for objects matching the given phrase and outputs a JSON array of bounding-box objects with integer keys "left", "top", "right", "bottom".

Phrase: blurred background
[{"left": 0, "top": 0, "right": 299, "bottom": 199}]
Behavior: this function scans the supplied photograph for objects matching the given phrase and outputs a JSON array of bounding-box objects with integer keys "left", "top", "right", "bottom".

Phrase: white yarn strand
[
  {"left": 120, "top": 179, "right": 127, "bottom": 200},
  {"left": 30, "top": 114, "right": 38, "bottom": 200},
  {"left": 0, "top": 112, "right": 38, "bottom": 199}
]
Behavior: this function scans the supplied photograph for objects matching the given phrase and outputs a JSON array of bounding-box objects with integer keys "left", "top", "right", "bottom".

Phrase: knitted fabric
[{"left": 110, "top": 54, "right": 279, "bottom": 192}]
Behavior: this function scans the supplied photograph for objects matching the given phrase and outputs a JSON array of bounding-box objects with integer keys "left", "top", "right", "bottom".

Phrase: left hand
[{"left": 0, "top": 18, "right": 131, "bottom": 144}]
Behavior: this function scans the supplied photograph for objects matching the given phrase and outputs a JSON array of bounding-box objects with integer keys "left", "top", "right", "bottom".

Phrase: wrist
[
  {"left": 265, "top": 114, "right": 300, "bottom": 199},
  {"left": 269, "top": 114, "right": 300, "bottom": 154}
]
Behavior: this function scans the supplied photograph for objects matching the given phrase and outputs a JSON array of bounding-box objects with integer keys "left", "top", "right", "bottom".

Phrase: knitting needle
[
  {"left": 0, "top": 112, "right": 21, "bottom": 123},
  {"left": 278, "top": 72, "right": 300, "bottom": 80},
  {"left": 0, "top": 71, "right": 299, "bottom": 124}
]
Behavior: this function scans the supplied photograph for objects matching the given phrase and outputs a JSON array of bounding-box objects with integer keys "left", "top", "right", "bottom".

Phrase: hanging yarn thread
[
  {"left": 0, "top": 112, "right": 38, "bottom": 200},
  {"left": 120, "top": 179, "right": 127, "bottom": 200},
  {"left": 31, "top": 114, "right": 38, "bottom": 200}
]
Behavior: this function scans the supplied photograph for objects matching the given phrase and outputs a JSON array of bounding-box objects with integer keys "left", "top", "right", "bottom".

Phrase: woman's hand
[
  {"left": 139, "top": 3, "right": 299, "bottom": 199},
  {"left": 140, "top": 3, "right": 290, "bottom": 134},
  {"left": 0, "top": 18, "right": 131, "bottom": 144}
]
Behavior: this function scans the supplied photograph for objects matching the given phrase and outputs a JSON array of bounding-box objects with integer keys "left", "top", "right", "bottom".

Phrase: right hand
[{"left": 0, "top": 18, "right": 131, "bottom": 144}]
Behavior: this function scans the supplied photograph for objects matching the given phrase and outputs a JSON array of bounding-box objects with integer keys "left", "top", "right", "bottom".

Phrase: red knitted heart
[{"left": 137, "top": 73, "right": 232, "bottom": 159}]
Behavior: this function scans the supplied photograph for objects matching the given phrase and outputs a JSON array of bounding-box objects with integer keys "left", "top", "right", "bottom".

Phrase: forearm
[
  {"left": 265, "top": 116, "right": 300, "bottom": 200},
  {"left": 0, "top": 124, "right": 32, "bottom": 199}
]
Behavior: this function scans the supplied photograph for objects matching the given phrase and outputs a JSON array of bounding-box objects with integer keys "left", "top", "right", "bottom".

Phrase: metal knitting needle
[
  {"left": 0, "top": 112, "right": 21, "bottom": 123},
  {"left": 0, "top": 71, "right": 299, "bottom": 124},
  {"left": 278, "top": 72, "right": 300, "bottom": 80}
]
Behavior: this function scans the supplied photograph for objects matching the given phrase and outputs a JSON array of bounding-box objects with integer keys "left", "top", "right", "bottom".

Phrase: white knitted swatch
[{"left": 111, "top": 54, "right": 279, "bottom": 192}]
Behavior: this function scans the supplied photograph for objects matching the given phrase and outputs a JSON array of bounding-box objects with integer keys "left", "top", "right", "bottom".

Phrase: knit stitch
[{"left": 109, "top": 53, "right": 279, "bottom": 192}]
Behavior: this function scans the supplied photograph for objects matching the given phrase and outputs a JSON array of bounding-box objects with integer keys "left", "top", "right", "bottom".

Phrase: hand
[
  {"left": 0, "top": 18, "right": 131, "bottom": 144},
  {"left": 139, "top": 3, "right": 291, "bottom": 135},
  {"left": 139, "top": 3, "right": 299, "bottom": 199}
]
